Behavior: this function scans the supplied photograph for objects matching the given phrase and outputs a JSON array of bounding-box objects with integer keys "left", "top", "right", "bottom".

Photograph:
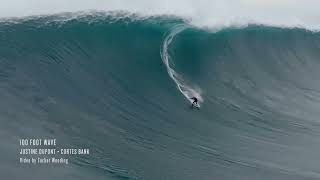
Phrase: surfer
[{"left": 190, "top": 97, "right": 198, "bottom": 108}]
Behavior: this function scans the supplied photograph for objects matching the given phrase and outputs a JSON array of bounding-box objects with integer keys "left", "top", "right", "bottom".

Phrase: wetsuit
[{"left": 191, "top": 97, "right": 198, "bottom": 107}]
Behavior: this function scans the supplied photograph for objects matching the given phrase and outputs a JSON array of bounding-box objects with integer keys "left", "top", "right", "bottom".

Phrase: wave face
[{"left": 1, "top": 13, "right": 320, "bottom": 180}]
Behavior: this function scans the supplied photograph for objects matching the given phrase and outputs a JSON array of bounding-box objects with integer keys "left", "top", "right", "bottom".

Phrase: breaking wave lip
[
  {"left": 160, "top": 24, "right": 204, "bottom": 106},
  {"left": 0, "top": 11, "right": 193, "bottom": 34},
  {"left": 0, "top": 10, "right": 319, "bottom": 32},
  {"left": 0, "top": 11, "right": 152, "bottom": 25}
]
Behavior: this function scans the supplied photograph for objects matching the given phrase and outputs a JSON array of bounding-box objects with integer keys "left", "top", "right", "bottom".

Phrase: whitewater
[{"left": 1, "top": 0, "right": 320, "bottom": 30}]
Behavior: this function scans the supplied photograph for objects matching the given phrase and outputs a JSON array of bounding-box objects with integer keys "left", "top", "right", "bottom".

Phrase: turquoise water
[{"left": 1, "top": 12, "right": 320, "bottom": 180}]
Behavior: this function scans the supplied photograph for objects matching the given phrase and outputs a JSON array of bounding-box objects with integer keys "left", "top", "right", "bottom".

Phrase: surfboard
[{"left": 191, "top": 104, "right": 200, "bottom": 110}]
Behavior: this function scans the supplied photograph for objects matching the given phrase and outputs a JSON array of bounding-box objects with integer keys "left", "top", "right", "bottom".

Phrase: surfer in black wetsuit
[{"left": 190, "top": 97, "right": 198, "bottom": 107}]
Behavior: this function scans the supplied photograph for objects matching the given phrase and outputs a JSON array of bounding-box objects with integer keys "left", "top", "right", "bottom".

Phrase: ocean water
[{"left": 1, "top": 12, "right": 320, "bottom": 180}]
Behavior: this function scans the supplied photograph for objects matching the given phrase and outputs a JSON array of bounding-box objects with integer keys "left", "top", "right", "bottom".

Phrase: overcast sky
[{"left": 1, "top": 0, "right": 319, "bottom": 29}]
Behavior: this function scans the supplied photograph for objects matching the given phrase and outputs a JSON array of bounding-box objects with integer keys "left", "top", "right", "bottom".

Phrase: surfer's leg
[{"left": 192, "top": 102, "right": 197, "bottom": 107}]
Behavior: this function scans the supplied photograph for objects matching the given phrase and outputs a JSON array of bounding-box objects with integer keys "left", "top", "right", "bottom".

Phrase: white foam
[
  {"left": 0, "top": 0, "right": 320, "bottom": 30},
  {"left": 160, "top": 24, "right": 203, "bottom": 105}
]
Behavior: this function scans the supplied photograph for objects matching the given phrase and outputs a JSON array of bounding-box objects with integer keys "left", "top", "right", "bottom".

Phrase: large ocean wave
[{"left": 1, "top": 12, "right": 320, "bottom": 180}]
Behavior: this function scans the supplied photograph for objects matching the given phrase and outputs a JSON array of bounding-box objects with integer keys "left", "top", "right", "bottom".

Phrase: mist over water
[{"left": 1, "top": 0, "right": 320, "bottom": 29}]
